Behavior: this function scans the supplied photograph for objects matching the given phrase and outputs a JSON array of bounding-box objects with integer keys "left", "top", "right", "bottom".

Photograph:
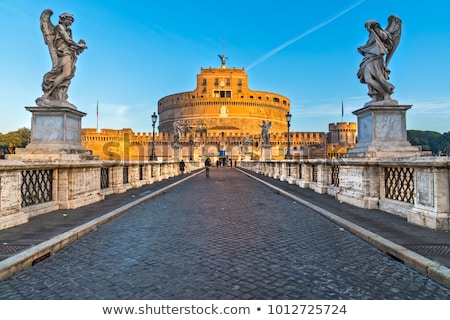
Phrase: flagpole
[{"left": 341, "top": 100, "right": 344, "bottom": 123}]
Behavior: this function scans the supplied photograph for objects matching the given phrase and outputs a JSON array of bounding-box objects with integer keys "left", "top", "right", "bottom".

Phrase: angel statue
[
  {"left": 357, "top": 15, "right": 401, "bottom": 105},
  {"left": 36, "top": 9, "right": 87, "bottom": 108},
  {"left": 260, "top": 120, "right": 272, "bottom": 145},
  {"left": 173, "top": 120, "right": 183, "bottom": 143},
  {"left": 243, "top": 136, "right": 250, "bottom": 152},
  {"left": 218, "top": 54, "right": 227, "bottom": 68}
]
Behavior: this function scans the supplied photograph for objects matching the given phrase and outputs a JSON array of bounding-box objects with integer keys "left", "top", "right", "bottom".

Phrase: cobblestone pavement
[{"left": 0, "top": 168, "right": 449, "bottom": 299}]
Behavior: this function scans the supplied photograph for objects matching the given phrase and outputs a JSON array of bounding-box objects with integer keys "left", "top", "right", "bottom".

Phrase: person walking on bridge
[
  {"left": 204, "top": 157, "right": 211, "bottom": 177},
  {"left": 179, "top": 160, "right": 185, "bottom": 175}
]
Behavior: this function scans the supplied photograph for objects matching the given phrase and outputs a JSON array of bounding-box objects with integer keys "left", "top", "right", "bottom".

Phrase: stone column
[
  {"left": 298, "top": 164, "right": 311, "bottom": 188},
  {"left": 314, "top": 163, "right": 329, "bottom": 194}
]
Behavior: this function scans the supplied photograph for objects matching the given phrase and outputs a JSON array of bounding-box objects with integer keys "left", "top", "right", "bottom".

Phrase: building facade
[
  {"left": 82, "top": 60, "right": 355, "bottom": 162},
  {"left": 327, "top": 122, "right": 357, "bottom": 159},
  {"left": 157, "top": 65, "right": 290, "bottom": 137}
]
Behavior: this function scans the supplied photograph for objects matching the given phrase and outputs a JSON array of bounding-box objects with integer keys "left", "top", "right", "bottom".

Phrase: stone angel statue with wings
[
  {"left": 173, "top": 120, "right": 183, "bottom": 143},
  {"left": 36, "top": 9, "right": 87, "bottom": 108},
  {"left": 357, "top": 15, "right": 402, "bottom": 105},
  {"left": 260, "top": 120, "right": 272, "bottom": 145}
]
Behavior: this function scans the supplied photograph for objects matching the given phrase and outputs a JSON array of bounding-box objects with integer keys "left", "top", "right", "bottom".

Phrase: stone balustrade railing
[
  {"left": 1, "top": 157, "right": 448, "bottom": 231},
  {"left": 0, "top": 160, "right": 201, "bottom": 231},
  {"left": 238, "top": 157, "right": 450, "bottom": 231}
]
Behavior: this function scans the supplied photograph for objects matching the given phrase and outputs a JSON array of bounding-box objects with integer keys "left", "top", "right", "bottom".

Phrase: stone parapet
[
  {"left": 0, "top": 160, "right": 200, "bottom": 231},
  {"left": 238, "top": 156, "right": 450, "bottom": 231}
]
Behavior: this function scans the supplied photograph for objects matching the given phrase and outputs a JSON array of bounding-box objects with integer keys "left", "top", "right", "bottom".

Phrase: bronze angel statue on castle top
[
  {"left": 357, "top": 15, "right": 402, "bottom": 105},
  {"left": 36, "top": 9, "right": 87, "bottom": 108}
]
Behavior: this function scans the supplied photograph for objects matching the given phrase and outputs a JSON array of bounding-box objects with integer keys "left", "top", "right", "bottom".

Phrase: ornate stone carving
[
  {"left": 36, "top": 9, "right": 87, "bottom": 108},
  {"left": 357, "top": 15, "right": 401, "bottom": 106},
  {"left": 260, "top": 120, "right": 272, "bottom": 145}
]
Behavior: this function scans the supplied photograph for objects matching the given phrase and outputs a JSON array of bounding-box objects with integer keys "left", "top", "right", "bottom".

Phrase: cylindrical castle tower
[{"left": 157, "top": 64, "right": 290, "bottom": 137}]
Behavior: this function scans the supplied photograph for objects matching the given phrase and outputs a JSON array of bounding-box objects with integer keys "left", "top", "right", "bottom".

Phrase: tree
[
  {"left": 407, "top": 130, "right": 449, "bottom": 155},
  {"left": 0, "top": 127, "right": 31, "bottom": 152},
  {"left": 436, "top": 132, "right": 450, "bottom": 155}
]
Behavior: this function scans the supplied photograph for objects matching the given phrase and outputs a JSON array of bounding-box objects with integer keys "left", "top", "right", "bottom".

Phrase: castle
[{"left": 82, "top": 58, "right": 355, "bottom": 162}]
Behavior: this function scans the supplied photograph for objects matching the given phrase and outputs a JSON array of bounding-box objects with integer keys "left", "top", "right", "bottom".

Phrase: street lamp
[
  {"left": 150, "top": 112, "right": 158, "bottom": 161},
  {"left": 285, "top": 112, "right": 292, "bottom": 159}
]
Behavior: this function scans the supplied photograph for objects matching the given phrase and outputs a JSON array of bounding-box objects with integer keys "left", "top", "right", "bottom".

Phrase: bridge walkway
[{"left": 0, "top": 167, "right": 448, "bottom": 299}]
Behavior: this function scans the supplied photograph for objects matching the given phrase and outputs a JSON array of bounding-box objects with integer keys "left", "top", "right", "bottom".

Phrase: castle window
[
  {"left": 214, "top": 79, "right": 219, "bottom": 86},
  {"left": 273, "top": 97, "right": 280, "bottom": 103},
  {"left": 213, "top": 90, "right": 231, "bottom": 98},
  {"left": 202, "top": 79, "right": 207, "bottom": 85}
]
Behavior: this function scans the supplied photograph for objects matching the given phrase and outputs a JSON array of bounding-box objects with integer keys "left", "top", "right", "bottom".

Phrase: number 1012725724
[{"left": 268, "top": 304, "right": 347, "bottom": 315}]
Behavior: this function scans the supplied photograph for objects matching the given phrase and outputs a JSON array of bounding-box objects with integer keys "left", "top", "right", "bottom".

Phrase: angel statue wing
[
  {"left": 385, "top": 15, "right": 402, "bottom": 67},
  {"left": 40, "top": 9, "right": 58, "bottom": 69}
]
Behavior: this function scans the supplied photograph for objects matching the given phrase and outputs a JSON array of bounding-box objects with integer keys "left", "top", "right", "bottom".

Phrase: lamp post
[
  {"left": 285, "top": 112, "right": 292, "bottom": 159},
  {"left": 150, "top": 112, "right": 158, "bottom": 161}
]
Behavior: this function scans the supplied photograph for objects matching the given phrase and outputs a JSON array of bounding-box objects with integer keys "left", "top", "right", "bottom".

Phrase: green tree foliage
[
  {"left": 407, "top": 130, "right": 450, "bottom": 155},
  {"left": 0, "top": 127, "right": 31, "bottom": 151}
]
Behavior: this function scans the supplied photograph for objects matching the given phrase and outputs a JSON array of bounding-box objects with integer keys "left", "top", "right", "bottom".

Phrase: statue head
[
  {"left": 59, "top": 12, "right": 74, "bottom": 24},
  {"left": 364, "top": 19, "right": 380, "bottom": 31}
]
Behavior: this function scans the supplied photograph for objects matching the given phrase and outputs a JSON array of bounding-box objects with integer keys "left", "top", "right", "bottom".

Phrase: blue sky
[{"left": 1, "top": 0, "right": 449, "bottom": 134}]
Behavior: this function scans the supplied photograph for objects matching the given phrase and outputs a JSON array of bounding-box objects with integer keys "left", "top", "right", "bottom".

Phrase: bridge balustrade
[
  {"left": 0, "top": 157, "right": 448, "bottom": 231},
  {"left": 238, "top": 157, "right": 450, "bottom": 231},
  {"left": 0, "top": 160, "right": 200, "bottom": 231}
]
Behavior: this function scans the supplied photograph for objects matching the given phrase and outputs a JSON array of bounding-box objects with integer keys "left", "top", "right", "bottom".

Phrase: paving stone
[{"left": 0, "top": 168, "right": 449, "bottom": 299}]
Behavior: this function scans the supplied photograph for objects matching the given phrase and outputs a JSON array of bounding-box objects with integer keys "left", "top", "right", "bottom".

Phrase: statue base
[
  {"left": 6, "top": 105, "right": 95, "bottom": 161},
  {"left": 35, "top": 97, "right": 77, "bottom": 109},
  {"left": 173, "top": 144, "right": 182, "bottom": 161},
  {"left": 260, "top": 145, "right": 272, "bottom": 161},
  {"left": 243, "top": 152, "right": 252, "bottom": 161},
  {"left": 345, "top": 102, "right": 427, "bottom": 158}
]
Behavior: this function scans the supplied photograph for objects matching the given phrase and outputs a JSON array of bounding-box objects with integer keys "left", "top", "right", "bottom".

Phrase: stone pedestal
[
  {"left": 346, "top": 103, "right": 425, "bottom": 158},
  {"left": 260, "top": 145, "right": 272, "bottom": 161},
  {"left": 191, "top": 144, "right": 200, "bottom": 161},
  {"left": 7, "top": 106, "right": 94, "bottom": 161},
  {"left": 172, "top": 144, "right": 182, "bottom": 161},
  {"left": 243, "top": 152, "right": 252, "bottom": 161}
]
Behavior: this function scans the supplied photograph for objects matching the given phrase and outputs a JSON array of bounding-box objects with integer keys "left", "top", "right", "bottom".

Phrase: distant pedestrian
[
  {"left": 179, "top": 160, "right": 185, "bottom": 174},
  {"left": 205, "top": 157, "right": 211, "bottom": 177}
]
